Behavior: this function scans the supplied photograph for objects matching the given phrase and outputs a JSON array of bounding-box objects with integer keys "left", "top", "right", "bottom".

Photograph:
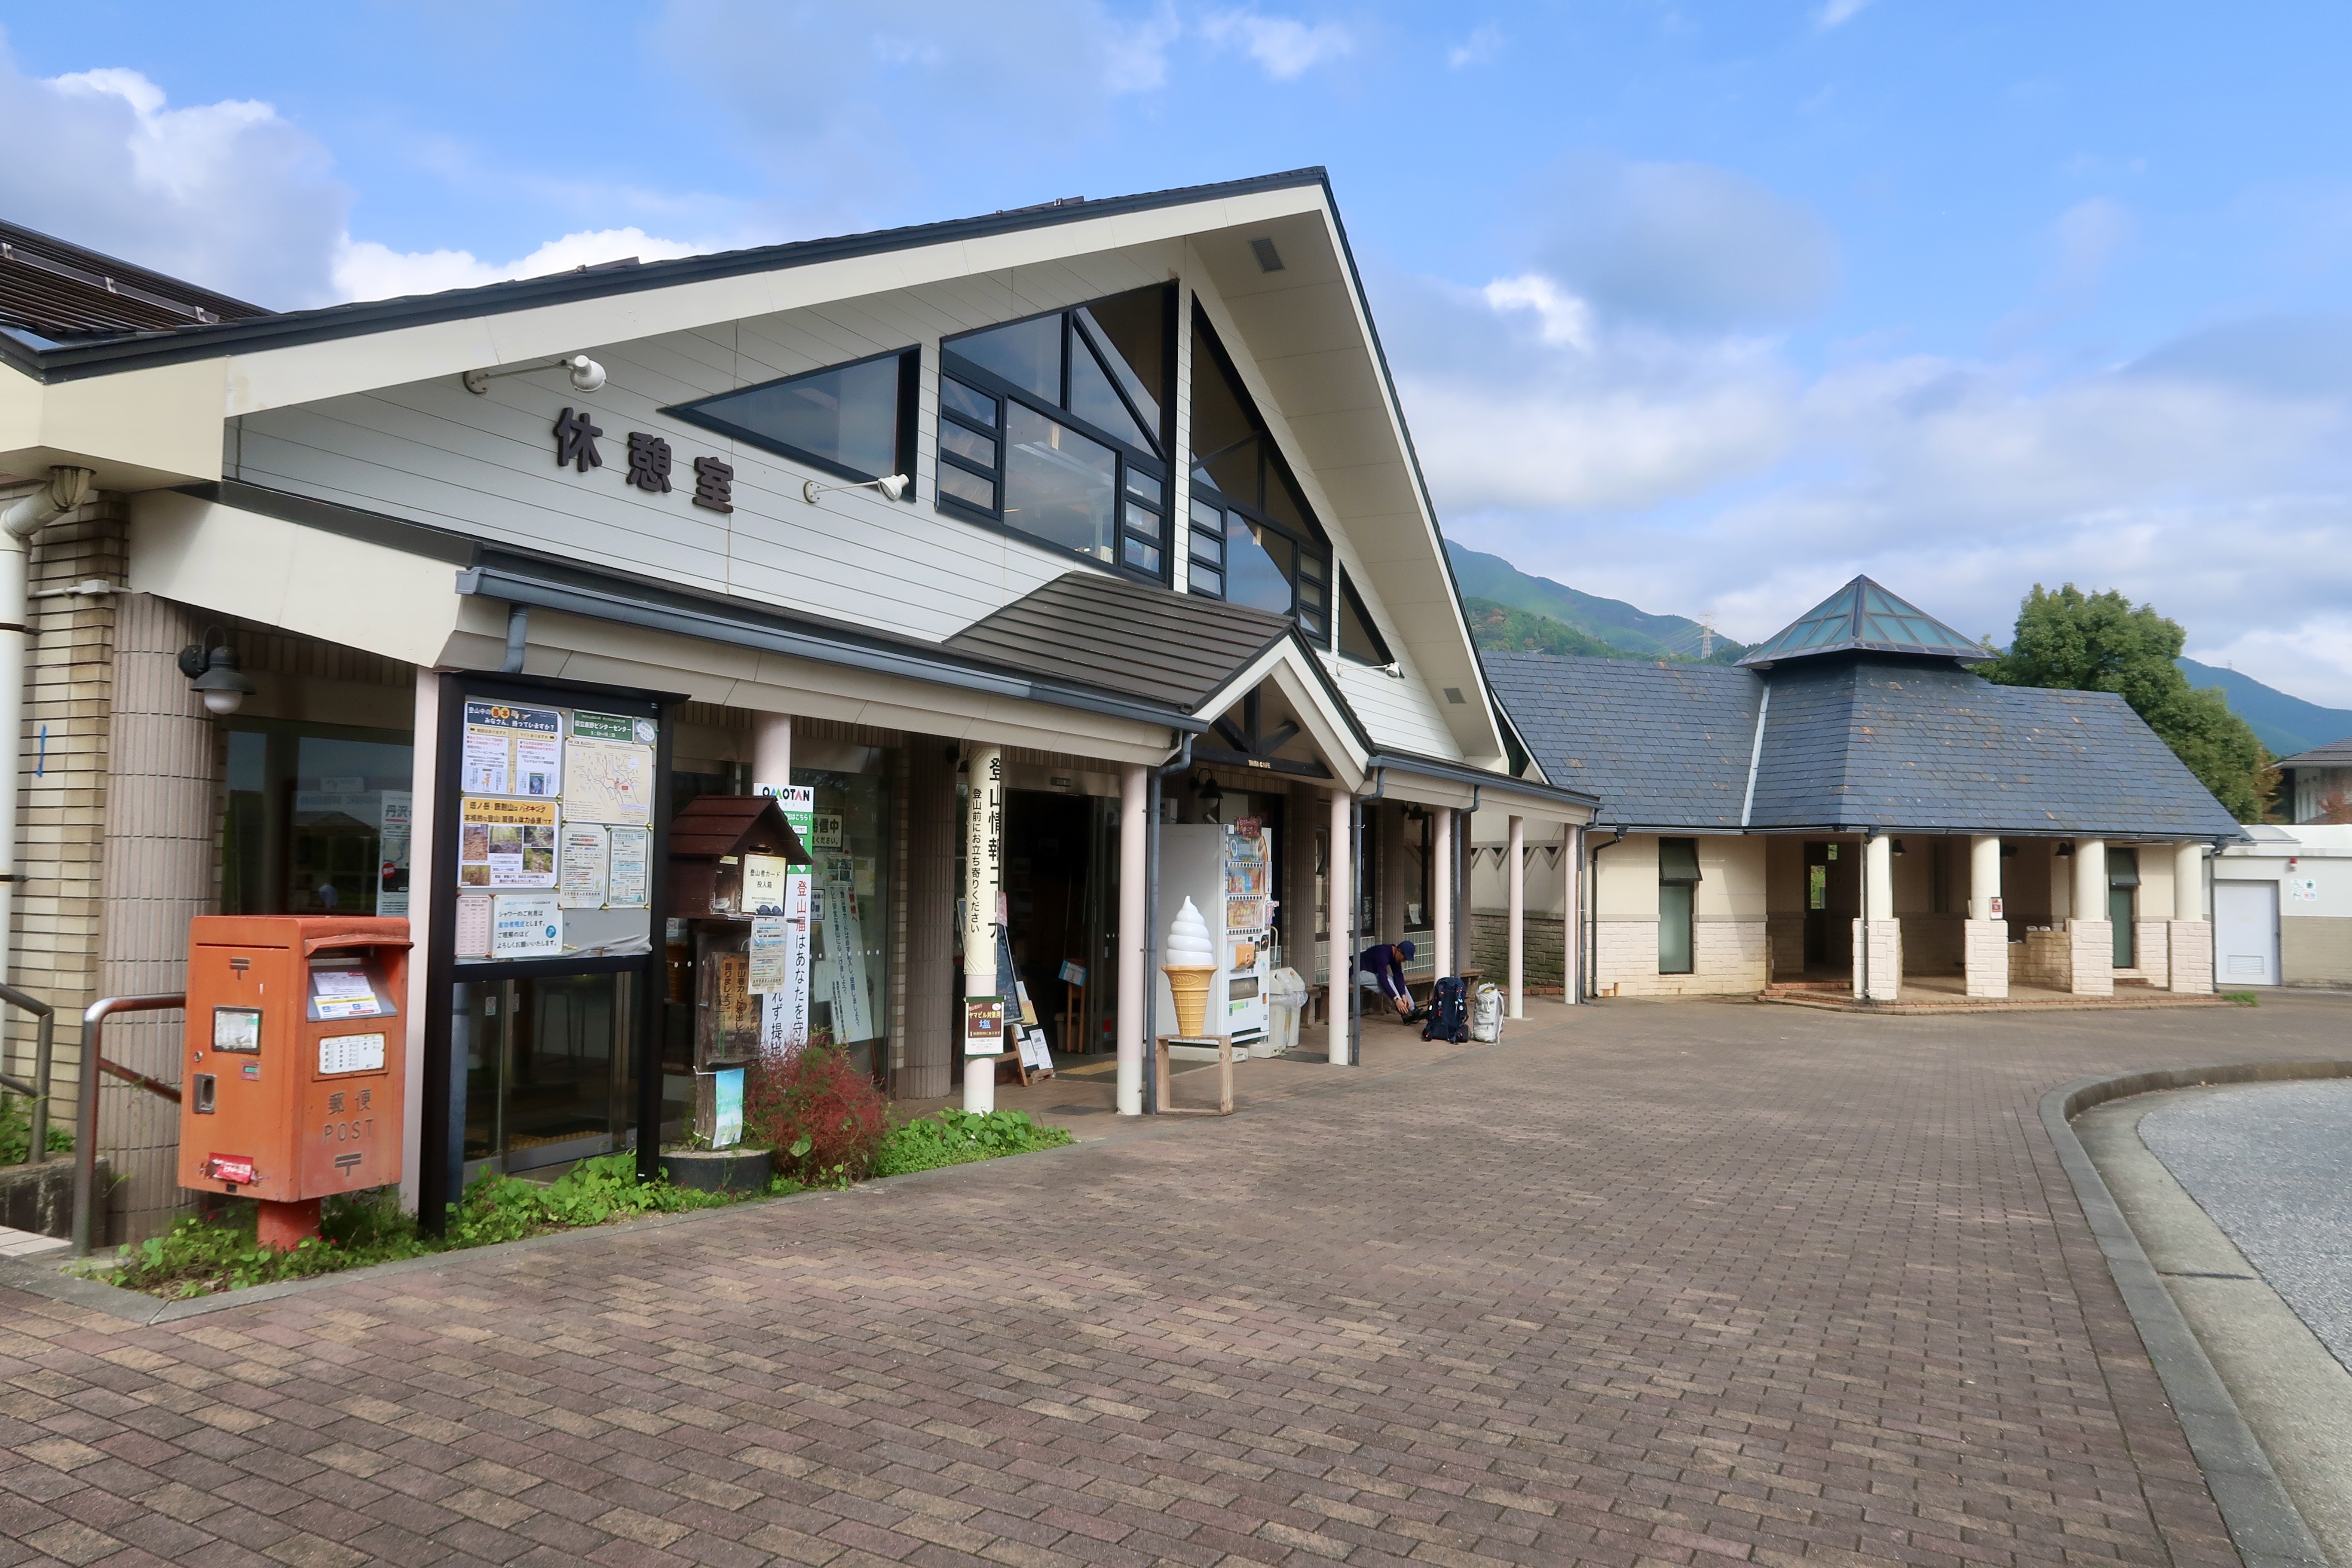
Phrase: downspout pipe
[
  {"left": 0, "top": 467, "right": 95, "bottom": 1016},
  {"left": 501, "top": 603, "right": 529, "bottom": 674},
  {"left": 1586, "top": 826, "right": 1626, "bottom": 1001},
  {"left": 1142, "top": 731, "right": 1195, "bottom": 1112}
]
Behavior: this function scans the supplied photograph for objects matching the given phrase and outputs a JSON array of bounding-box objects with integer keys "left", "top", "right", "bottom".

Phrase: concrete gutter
[{"left": 2040, "top": 1060, "right": 2352, "bottom": 1568}]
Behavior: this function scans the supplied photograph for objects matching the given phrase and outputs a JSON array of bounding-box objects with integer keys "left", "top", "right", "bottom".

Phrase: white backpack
[{"left": 1469, "top": 984, "right": 1504, "bottom": 1042}]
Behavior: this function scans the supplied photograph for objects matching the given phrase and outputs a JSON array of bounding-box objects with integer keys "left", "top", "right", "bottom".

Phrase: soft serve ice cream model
[{"left": 1160, "top": 897, "right": 1216, "bottom": 1036}]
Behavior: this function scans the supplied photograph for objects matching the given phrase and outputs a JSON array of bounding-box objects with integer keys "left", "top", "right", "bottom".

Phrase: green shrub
[
  {"left": 873, "top": 1109, "right": 1074, "bottom": 1177},
  {"left": 0, "top": 1092, "right": 71, "bottom": 1167}
]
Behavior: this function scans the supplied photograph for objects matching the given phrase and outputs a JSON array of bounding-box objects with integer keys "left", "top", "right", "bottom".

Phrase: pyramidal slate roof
[
  {"left": 1484, "top": 651, "right": 2245, "bottom": 839},
  {"left": 1737, "top": 576, "right": 1991, "bottom": 668}
]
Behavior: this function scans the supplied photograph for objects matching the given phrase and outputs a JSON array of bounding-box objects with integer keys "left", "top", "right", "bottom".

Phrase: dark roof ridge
[{"left": 9, "top": 168, "right": 1331, "bottom": 383}]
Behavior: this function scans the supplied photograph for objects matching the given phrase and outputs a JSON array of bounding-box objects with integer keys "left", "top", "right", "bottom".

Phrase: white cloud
[
  {"left": 331, "top": 227, "right": 705, "bottom": 303},
  {"left": 1814, "top": 0, "right": 1876, "bottom": 29},
  {"left": 1200, "top": 10, "right": 1354, "bottom": 80},
  {"left": 1480, "top": 274, "right": 1594, "bottom": 351},
  {"left": 1449, "top": 24, "right": 1505, "bottom": 69}
]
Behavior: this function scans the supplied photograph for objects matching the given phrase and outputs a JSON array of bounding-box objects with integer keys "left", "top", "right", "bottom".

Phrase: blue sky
[{"left": 9, "top": 3, "right": 2352, "bottom": 704}]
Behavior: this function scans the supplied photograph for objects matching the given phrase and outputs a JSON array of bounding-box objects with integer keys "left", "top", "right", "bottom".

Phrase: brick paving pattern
[{"left": 4, "top": 992, "right": 2334, "bottom": 1568}]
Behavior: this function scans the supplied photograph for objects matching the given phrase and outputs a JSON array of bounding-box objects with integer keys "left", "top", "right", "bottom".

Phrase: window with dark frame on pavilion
[
  {"left": 663, "top": 347, "right": 920, "bottom": 490},
  {"left": 1182, "top": 309, "right": 1330, "bottom": 641},
  {"left": 936, "top": 285, "right": 1172, "bottom": 581}
]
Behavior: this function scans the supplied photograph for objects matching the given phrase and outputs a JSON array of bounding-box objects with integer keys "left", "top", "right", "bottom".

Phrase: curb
[
  {"left": 1763, "top": 992, "right": 2232, "bottom": 1015},
  {"left": 0, "top": 1021, "right": 1546, "bottom": 1323},
  {"left": 2039, "top": 1059, "right": 2352, "bottom": 1568}
]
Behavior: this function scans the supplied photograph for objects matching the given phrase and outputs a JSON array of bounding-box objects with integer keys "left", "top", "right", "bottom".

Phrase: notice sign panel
[
  {"left": 319, "top": 1033, "right": 387, "bottom": 1075},
  {"left": 459, "top": 797, "right": 559, "bottom": 888},
  {"left": 490, "top": 893, "right": 562, "bottom": 959}
]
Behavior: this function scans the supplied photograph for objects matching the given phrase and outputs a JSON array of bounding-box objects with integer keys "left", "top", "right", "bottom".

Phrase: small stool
[{"left": 1154, "top": 1035, "right": 1234, "bottom": 1116}]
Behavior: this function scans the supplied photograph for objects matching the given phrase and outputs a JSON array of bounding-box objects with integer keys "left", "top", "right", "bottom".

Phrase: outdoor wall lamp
[
  {"left": 461, "top": 354, "right": 606, "bottom": 395},
  {"left": 1192, "top": 771, "right": 1225, "bottom": 822},
  {"left": 802, "top": 473, "right": 909, "bottom": 505},
  {"left": 2056, "top": 842, "right": 2075, "bottom": 856},
  {"left": 176, "top": 637, "right": 257, "bottom": 717}
]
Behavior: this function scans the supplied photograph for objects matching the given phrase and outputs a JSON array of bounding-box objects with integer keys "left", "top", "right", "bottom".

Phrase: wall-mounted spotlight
[
  {"left": 803, "top": 473, "right": 909, "bottom": 505},
  {"left": 177, "top": 637, "right": 257, "bottom": 716},
  {"left": 461, "top": 354, "right": 606, "bottom": 395},
  {"left": 1890, "top": 838, "right": 1906, "bottom": 856},
  {"left": 1192, "top": 771, "right": 1225, "bottom": 823},
  {"left": 2055, "top": 841, "right": 2075, "bottom": 857}
]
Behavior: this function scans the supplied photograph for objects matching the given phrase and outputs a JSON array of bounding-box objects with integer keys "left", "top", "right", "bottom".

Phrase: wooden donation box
[
  {"left": 666, "top": 796, "right": 812, "bottom": 1140},
  {"left": 180, "top": 915, "right": 412, "bottom": 1248}
]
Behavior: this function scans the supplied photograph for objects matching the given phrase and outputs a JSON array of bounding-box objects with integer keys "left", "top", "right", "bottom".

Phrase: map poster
[
  {"left": 606, "top": 827, "right": 650, "bottom": 907},
  {"left": 490, "top": 893, "right": 562, "bottom": 959},
  {"left": 557, "top": 824, "right": 610, "bottom": 908},
  {"left": 562, "top": 737, "right": 655, "bottom": 825},
  {"left": 458, "top": 798, "right": 558, "bottom": 888}
]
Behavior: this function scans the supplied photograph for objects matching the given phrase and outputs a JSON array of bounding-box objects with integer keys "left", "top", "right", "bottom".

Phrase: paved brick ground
[{"left": 5, "top": 992, "right": 2344, "bottom": 1568}]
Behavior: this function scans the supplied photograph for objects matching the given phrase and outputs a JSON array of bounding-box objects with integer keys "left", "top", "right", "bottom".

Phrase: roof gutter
[
  {"left": 1362, "top": 749, "right": 1597, "bottom": 809},
  {"left": 456, "top": 564, "right": 1211, "bottom": 735}
]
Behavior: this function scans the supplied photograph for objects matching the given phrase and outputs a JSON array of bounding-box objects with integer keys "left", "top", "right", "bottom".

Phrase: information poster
[
  {"left": 963, "top": 996, "right": 1004, "bottom": 1056},
  {"left": 747, "top": 916, "right": 787, "bottom": 995},
  {"left": 378, "top": 791, "right": 412, "bottom": 917},
  {"left": 757, "top": 872, "right": 813, "bottom": 1051},
  {"left": 454, "top": 893, "right": 493, "bottom": 959},
  {"left": 818, "top": 880, "right": 874, "bottom": 1044},
  {"left": 710, "top": 1067, "right": 744, "bottom": 1149},
  {"left": 462, "top": 701, "right": 562, "bottom": 796},
  {"left": 490, "top": 892, "right": 562, "bottom": 959},
  {"left": 557, "top": 824, "right": 610, "bottom": 907},
  {"left": 743, "top": 853, "right": 790, "bottom": 916},
  {"left": 458, "top": 798, "right": 558, "bottom": 887},
  {"left": 608, "top": 827, "right": 650, "bottom": 908}
]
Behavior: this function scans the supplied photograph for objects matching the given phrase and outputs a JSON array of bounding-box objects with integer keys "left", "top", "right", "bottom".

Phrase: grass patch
[
  {"left": 873, "top": 1109, "right": 1075, "bottom": 1177},
  {"left": 2222, "top": 990, "right": 2260, "bottom": 1006},
  {"left": 101, "top": 1111, "right": 1074, "bottom": 1298},
  {"left": 0, "top": 1092, "right": 71, "bottom": 1166}
]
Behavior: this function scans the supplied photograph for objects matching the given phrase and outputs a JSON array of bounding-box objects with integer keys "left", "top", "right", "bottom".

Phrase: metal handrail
[
  {"left": 0, "top": 980, "right": 55, "bottom": 1163},
  {"left": 72, "top": 993, "right": 185, "bottom": 1257}
]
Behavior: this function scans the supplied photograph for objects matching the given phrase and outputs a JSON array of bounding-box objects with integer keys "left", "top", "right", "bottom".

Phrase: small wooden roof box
[{"left": 667, "top": 795, "right": 812, "bottom": 919}]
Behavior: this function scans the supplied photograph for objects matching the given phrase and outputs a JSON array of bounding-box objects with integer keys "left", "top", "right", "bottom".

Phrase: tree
[{"left": 1978, "top": 584, "right": 2275, "bottom": 821}]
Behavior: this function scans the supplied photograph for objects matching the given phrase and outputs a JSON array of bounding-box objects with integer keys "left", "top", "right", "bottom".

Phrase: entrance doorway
[
  {"left": 2214, "top": 881, "right": 2278, "bottom": 986},
  {"left": 1003, "top": 790, "right": 1122, "bottom": 1056},
  {"left": 1802, "top": 841, "right": 1857, "bottom": 971}
]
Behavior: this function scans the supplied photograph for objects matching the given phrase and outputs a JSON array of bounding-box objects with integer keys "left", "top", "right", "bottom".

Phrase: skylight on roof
[{"left": 1737, "top": 576, "right": 1989, "bottom": 667}]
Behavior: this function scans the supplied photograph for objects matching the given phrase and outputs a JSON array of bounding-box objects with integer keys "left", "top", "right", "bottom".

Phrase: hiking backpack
[{"left": 1422, "top": 976, "right": 1470, "bottom": 1043}]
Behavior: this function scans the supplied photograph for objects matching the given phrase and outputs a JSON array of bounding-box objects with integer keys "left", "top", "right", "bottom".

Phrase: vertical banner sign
[
  {"left": 758, "top": 871, "right": 815, "bottom": 1053},
  {"left": 963, "top": 746, "right": 1004, "bottom": 1056}
]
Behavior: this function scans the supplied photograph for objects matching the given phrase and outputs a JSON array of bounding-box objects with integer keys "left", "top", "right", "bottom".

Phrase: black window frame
[
  {"left": 936, "top": 288, "right": 1176, "bottom": 585},
  {"left": 1183, "top": 306, "right": 1332, "bottom": 638},
  {"left": 1335, "top": 569, "right": 1394, "bottom": 666},
  {"left": 663, "top": 345, "right": 921, "bottom": 491}
]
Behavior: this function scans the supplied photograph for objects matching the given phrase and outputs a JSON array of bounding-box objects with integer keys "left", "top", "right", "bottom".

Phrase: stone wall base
[
  {"left": 2132, "top": 919, "right": 2171, "bottom": 987},
  {"left": 1851, "top": 918, "right": 1902, "bottom": 1001},
  {"left": 2070, "top": 919, "right": 2114, "bottom": 996},
  {"left": 1470, "top": 910, "right": 1565, "bottom": 990},
  {"left": 2166, "top": 920, "right": 2214, "bottom": 994},
  {"left": 2017, "top": 928, "right": 2070, "bottom": 989},
  {"left": 1964, "top": 919, "right": 2009, "bottom": 998},
  {"left": 1592, "top": 919, "right": 1768, "bottom": 997}
]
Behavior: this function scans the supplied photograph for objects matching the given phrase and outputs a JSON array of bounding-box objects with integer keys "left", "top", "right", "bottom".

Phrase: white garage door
[{"left": 2214, "top": 880, "right": 2278, "bottom": 986}]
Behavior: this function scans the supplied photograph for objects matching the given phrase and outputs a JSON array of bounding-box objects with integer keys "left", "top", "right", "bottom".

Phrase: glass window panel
[
  {"left": 941, "top": 377, "right": 997, "bottom": 426},
  {"left": 1297, "top": 578, "right": 1326, "bottom": 610},
  {"left": 1264, "top": 463, "right": 1313, "bottom": 535},
  {"left": 1189, "top": 496, "right": 1223, "bottom": 531},
  {"left": 1338, "top": 573, "right": 1390, "bottom": 663},
  {"left": 1189, "top": 564, "right": 1223, "bottom": 598},
  {"left": 1225, "top": 514, "right": 1295, "bottom": 615},
  {"left": 939, "top": 421, "right": 995, "bottom": 468},
  {"left": 1189, "top": 527, "right": 1223, "bottom": 564},
  {"left": 949, "top": 315, "right": 1062, "bottom": 403},
  {"left": 1298, "top": 606, "right": 1326, "bottom": 635},
  {"left": 1125, "top": 468, "right": 1163, "bottom": 505},
  {"left": 1188, "top": 318, "right": 1256, "bottom": 471},
  {"left": 1658, "top": 884, "right": 1695, "bottom": 974},
  {"left": 1204, "top": 437, "right": 1259, "bottom": 507},
  {"left": 1298, "top": 550, "right": 1326, "bottom": 582},
  {"left": 1122, "top": 536, "right": 1162, "bottom": 573},
  {"left": 1081, "top": 288, "right": 1167, "bottom": 433},
  {"left": 1003, "top": 403, "right": 1118, "bottom": 562},
  {"left": 939, "top": 463, "right": 996, "bottom": 511},
  {"left": 1124, "top": 502, "right": 1161, "bottom": 538},
  {"left": 678, "top": 353, "right": 901, "bottom": 478},
  {"left": 1068, "top": 334, "right": 1153, "bottom": 451}
]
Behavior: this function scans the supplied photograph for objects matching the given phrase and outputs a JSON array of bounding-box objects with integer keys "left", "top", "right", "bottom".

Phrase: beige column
[
  {"left": 2169, "top": 841, "right": 2213, "bottom": 993},
  {"left": 1563, "top": 825, "right": 1580, "bottom": 1004},
  {"left": 1853, "top": 833, "right": 1900, "bottom": 1001},
  {"left": 1115, "top": 763, "right": 1147, "bottom": 1115},
  {"left": 750, "top": 713, "right": 791, "bottom": 793},
  {"left": 1964, "top": 834, "right": 2007, "bottom": 998},
  {"left": 2069, "top": 839, "right": 2113, "bottom": 996},
  {"left": 962, "top": 744, "right": 1003, "bottom": 1112},
  {"left": 1431, "top": 806, "right": 1454, "bottom": 979},
  {"left": 1327, "top": 790, "right": 1351, "bottom": 1064},
  {"left": 1507, "top": 815, "right": 1526, "bottom": 1019}
]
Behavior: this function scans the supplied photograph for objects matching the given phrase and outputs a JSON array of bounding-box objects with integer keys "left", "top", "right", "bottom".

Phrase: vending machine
[{"left": 1158, "top": 820, "right": 1275, "bottom": 1050}]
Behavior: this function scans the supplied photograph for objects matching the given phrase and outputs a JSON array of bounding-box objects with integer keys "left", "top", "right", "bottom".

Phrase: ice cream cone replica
[{"left": 1163, "top": 897, "right": 1217, "bottom": 1037}]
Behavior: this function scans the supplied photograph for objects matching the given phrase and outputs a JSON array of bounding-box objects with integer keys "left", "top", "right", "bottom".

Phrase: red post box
[{"left": 179, "top": 916, "right": 410, "bottom": 1249}]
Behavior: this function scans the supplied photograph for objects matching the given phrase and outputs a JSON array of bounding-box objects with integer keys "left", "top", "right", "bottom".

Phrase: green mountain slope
[
  {"left": 1446, "top": 541, "right": 1746, "bottom": 662},
  {"left": 1464, "top": 598, "right": 1639, "bottom": 659},
  {"left": 2175, "top": 658, "right": 2352, "bottom": 758}
]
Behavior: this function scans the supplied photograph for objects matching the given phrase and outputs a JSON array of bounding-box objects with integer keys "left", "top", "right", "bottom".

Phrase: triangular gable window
[{"left": 666, "top": 346, "right": 918, "bottom": 487}]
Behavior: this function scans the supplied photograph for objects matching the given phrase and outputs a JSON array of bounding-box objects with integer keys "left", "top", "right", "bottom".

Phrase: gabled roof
[
  {"left": 942, "top": 573, "right": 1295, "bottom": 715},
  {"left": 2274, "top": 736, "right": 2352, "bottom": 769},
  {"left": 0, "top": 218, "right": 267, "bottom": 342},
  {"left": 1487, "top": 651, "right": 2244, "bottom": 839},
  {"left": 1737, "top": 576, "right": 1990, "bottom": 668}
]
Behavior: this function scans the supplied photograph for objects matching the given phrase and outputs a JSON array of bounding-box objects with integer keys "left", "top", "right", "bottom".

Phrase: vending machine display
[{"left": 1160, "top": 821, "right": 1275, "bottom": 1049}]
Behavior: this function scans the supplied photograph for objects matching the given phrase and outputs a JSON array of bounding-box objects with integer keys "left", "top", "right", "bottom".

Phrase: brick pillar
[
  {"left": 95, "top": 592, "right": 216, "bottom": 1241},
  {"left": 1853, "top": 834, "right": 1899, "bottom": 1000},
  {"left": 894, "top": 738, "right": 955, "bottom": 1099}
]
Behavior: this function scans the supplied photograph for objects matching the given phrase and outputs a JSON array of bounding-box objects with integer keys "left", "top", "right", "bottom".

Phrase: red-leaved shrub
[{"left": 744, "top": 1045, "right": 888, "bottom": 1183}]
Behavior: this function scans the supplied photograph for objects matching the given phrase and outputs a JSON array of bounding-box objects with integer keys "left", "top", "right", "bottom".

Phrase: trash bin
[{"left": 1265, "top": 967, "right": 1308, "bottom": 1057}]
